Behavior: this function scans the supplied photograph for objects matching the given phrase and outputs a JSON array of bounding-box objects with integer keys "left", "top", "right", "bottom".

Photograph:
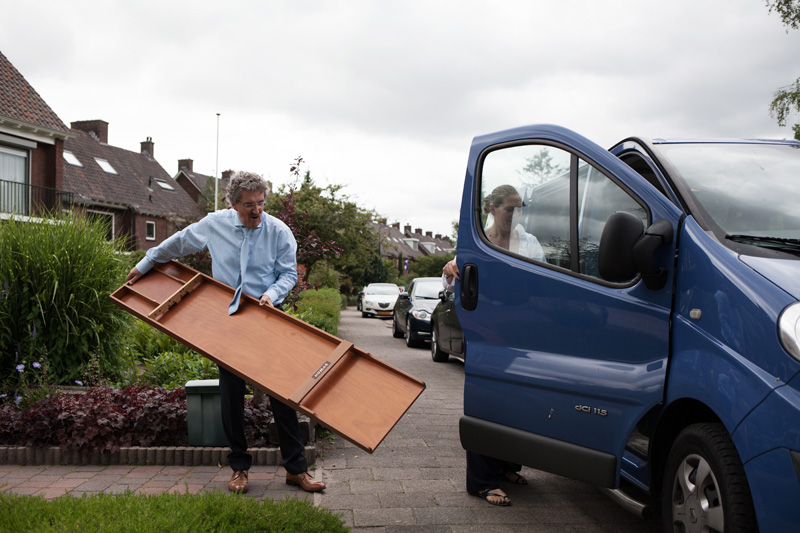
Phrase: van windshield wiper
[{"left": 726, "top": 234, "right": 800, "bottom": 253}]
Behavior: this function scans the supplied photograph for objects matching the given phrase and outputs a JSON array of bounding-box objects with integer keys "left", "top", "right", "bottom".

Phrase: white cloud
[{"left": 2, "top": 0, "right": 799, "bottom": 238}]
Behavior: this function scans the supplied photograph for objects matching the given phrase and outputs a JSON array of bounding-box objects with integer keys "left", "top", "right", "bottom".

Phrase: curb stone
[
  {"left": 0, "top": 419, "right": 320, "bottom": 467},
  {"left": 0, "top": 444, "right": 317, "bottom": 467}
]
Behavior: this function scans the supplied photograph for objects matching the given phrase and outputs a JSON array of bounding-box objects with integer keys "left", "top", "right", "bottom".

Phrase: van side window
[
  {"left": 577, "top": 160, "right": 647, "bottom": 279},
  {"left": 479, "top": 144, "right": 647, "bottom": 282}
]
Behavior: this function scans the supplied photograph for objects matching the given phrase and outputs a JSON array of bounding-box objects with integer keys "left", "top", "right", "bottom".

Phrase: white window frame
[
  {"left": 0, "top": 145, "right": 30, "bottom": 214},
  {"left": 153, "top": 178, "right": 175, "bottom": 191},
  {"left": 63, "top": 151, "right": 83, "bottom": 167},
  {"left": 87, "top": 209, "right": 115, "bottom": 240},
  {"left": 145, "top": 220, "right": 156, "bottom": 241},
  {"left": 94, "top": 157, "right": 118, "bottom": 174}
]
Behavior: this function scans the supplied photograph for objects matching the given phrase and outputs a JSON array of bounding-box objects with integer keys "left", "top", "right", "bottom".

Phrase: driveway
[{"left": 319, "top": 307, "right": 660, "bottom": 532}]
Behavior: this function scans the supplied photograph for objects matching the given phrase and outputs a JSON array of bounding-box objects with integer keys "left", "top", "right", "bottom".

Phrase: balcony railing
[{"left": 0, "top": 179, "right": 74, "bottom": 217}]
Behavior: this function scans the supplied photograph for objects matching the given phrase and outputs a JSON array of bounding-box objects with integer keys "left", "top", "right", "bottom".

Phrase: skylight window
[
  {"left": 63, "top": 151, "right": 82, "bottom": 167},
  {"left": 154, "top": 178, "right": 175, "bottom": 191},
  {"left": 94, "top": 157, "right": 117, "bottom": 174}
]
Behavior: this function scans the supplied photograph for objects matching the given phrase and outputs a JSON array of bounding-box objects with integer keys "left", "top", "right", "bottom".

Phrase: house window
[
  {"left": 153, "top": 178, "right": 175, "bottom": 191},
  {"left": 63, "top": 151, "right": 83, "bottom": 167},
  {"left": 146, "top": 221, "right": 156, "bottom": 241},
  {"left": 0, "top": 145, "right": 28, "bottom": 214},
  {"left": 94, "top": 158, "right": 117, "bottom": 174},
  {"left": 87, "top": 210, "right": 114, "bottom": 240}
]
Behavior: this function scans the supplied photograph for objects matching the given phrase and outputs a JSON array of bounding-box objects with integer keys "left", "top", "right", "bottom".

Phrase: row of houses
[{"left": 0, "top": 50, "right": 452, "bottom": 261}]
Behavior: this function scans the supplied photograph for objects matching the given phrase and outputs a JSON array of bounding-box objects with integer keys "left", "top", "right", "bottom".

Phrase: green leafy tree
[
  {"left": 766, "top": 0, "right": 800, "bottom": 139},
  {"left": 408, "top": 252, "right": 456, "bottom": 279},
  {"left": 198, "top": 177, "right": 226, "bottom": 214},
  {"left": 266, "top": 169, "right": 379, "bottom": 291}
]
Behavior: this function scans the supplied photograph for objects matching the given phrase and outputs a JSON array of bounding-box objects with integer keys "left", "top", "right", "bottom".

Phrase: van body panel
[
  {"left": 458, "top": 125, "right": 682, "bottom": 476},
  {"left": 456, "top": 124, "right": 800, "bottom": 529}
]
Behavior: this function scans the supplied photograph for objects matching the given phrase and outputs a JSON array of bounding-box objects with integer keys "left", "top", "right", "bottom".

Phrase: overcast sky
[{"left": 3, "top": 0, "right": 799, "bottom": 238}]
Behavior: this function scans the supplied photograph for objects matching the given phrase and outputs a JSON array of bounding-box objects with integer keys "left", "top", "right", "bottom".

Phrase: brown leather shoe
[
  {"left": 228, "top": 470, "right": 249, "bottom": 493},
  {"left": 285, "top": 471, "right": 325, "bottom": 492}
]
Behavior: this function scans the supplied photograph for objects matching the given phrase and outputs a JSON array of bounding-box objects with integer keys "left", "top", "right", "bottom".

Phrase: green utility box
[{"left": 185, "top": 379, "right": 228, "bottom": 447}]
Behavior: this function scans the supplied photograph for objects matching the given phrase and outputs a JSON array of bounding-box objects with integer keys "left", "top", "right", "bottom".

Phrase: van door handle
[{"left": 460, "top": 263, "right": 478, "bottom": 311}]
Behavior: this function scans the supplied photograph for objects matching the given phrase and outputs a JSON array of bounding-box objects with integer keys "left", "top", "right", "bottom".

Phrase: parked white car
[{"left": 361, "top": 283, "right": 400, "bottom": 318}]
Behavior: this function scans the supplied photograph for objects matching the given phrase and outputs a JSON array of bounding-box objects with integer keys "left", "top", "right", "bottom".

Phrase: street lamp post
[{"left": 214, "top": 113, "right": 220, "bottom": 211}]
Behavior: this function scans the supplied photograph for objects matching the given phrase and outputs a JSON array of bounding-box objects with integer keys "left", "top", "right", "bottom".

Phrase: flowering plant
[{"left": 1, "top": 355, "right": 56, "bottom": 409}]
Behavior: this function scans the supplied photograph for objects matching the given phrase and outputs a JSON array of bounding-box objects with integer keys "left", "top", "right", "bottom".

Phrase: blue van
[{"left": 455, "top": 124, "right": 800, "bottom": 531}]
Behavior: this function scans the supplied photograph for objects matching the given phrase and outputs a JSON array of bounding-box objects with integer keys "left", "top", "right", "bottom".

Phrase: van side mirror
[
  {"left": 599, "top": 212, "right": 643, "bottom": 282},
  {"left": 633, "top": 219, "right": 673, "bottom": 290},
  {"left": 599, "top": 212, "right": 673, "bottom": 290}
]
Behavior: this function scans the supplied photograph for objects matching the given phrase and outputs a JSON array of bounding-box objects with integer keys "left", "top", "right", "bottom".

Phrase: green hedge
[
  {"left": 289, "top": 288, "right": 342, "bottom": 335},
  {"left": 0, "top": 213, "right": 131, "bottom": 385}
]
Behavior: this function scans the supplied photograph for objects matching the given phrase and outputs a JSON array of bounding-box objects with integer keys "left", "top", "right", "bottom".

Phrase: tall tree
[
  {"left": 766, "top": 0, "right": 800, "bottom": 139},
  {"left": 266, "top": 165, "right": 381, "bottom": 291}
]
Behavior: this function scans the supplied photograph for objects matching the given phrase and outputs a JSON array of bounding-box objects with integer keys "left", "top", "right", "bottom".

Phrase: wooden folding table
[{"left": 110, "top": 260, "right": 425, "bottom": 453}]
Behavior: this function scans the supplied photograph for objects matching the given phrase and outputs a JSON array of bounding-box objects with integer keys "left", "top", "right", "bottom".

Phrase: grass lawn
[{"left": 0, "top": 489, "right": 349, "bottom": 532}]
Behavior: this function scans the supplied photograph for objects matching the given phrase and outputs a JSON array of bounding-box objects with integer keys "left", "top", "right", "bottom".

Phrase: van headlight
[{"left": 779, "top": 303, "right": 800, "bottom": 361}]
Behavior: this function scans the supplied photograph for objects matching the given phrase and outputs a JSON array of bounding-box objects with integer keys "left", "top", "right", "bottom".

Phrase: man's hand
[
  {"left": 259, "top": 294, "right": 274, "bottom": 307},
  {"left": 127, "top": 267, "right": 143, "bottom": 284}
]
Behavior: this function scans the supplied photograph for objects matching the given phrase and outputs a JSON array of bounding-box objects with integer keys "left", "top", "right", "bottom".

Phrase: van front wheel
[{"left": 661, "top": 423, "right": 756, "bottom": 533}]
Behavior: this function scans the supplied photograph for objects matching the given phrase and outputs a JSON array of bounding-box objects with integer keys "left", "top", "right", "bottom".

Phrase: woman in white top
[
  {"left": 442, "top": 185, "right": 542, "bottom": 506},
  {"left": 482, "top": 184, "right": 544, "bottom": 261}
]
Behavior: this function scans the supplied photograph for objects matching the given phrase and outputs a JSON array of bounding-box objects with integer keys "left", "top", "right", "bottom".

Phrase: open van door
[{"left": 456, "top": 125, "right": 682, "bottom": 487}]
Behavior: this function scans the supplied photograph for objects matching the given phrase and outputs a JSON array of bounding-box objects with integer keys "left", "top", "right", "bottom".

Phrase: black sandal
[
  {"left": 473, "top": 489, "right": 511, "bottom": 506},
  {"left": 503, "top": 471, "right": 528, "bottom": 485}
]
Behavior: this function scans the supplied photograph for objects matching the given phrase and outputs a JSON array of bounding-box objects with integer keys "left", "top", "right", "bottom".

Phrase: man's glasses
[{"left": 241, "top": 200, "right": 265, "bottom": 209}]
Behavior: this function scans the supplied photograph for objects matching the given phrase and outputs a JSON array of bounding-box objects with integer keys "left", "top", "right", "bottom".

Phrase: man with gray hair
[{"left": 127, "top": 171, "right": 325, "bottom": 494}]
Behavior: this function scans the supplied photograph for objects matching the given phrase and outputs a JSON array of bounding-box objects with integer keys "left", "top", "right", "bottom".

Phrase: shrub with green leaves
[
  {"left": 114, "top": 321, "right": 218, "bottom": 390},
  {"left": 289, "top": 288, "right": 342, "bottom": 335},
  {"left": 0, "top": 212, "right": 131, "bottom": 385}
]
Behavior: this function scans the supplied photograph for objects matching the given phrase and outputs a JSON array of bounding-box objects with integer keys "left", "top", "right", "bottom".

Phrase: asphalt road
[{"left": 320, "top": 307, "right": 662, "bottom": 532}]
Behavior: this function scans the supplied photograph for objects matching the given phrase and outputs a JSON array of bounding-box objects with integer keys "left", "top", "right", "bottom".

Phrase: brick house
[
  {"left": 0, "top": 51, "right": 72, "bottom": 218},
  {"left": 173, "top": 159, "right": 231, "bottom": 209},
  {"left": 1, "top": 50, "right": 204, "bottom": 249},
  {"left": 372, "top": 221, "right": 454, "bottom": 274},
  {"left": 64, "top": 120, "right": 203, "bottom": 250}
]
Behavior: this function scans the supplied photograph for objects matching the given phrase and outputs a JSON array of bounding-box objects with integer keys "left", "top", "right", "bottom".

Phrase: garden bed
[{"left": 0, "top": 386, "right": 319, "bottom": 466}]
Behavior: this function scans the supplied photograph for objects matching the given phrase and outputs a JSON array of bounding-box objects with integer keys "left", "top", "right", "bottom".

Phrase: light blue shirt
[{"left": 135, "top": 209, "right": 298, "bottom": 306}]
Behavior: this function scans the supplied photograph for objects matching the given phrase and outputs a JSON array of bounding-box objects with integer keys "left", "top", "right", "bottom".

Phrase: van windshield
[{"left": 657, "top": 143, "right": 800, "bottom": 240}]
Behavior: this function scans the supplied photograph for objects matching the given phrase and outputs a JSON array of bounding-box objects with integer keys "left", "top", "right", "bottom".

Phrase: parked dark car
[
  {"left": 356, "top": 288, "right": 364, "bottom": 311},
  {"left": 392, "top": 277, "right": 441, "bottom": 347},
  {"left": 430, "top": 290, "right": 465, "bottom": 363}
]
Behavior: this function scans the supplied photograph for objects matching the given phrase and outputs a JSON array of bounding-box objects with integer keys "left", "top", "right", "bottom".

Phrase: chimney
[
  {"left": 426, "top": 231, "right": 432, "bottom": 237},
  {"left": 415, "top": 228, "right": 422, "bottom": 234},
  {"left": 404, "top": 224, "right": 412, "bottom": 234},
  {"left": 71, "top": 120, "right": 108, "bottom": 143},
  {"left": 222, "top": 170, "right": 234, "bottom": 182},
  {"left": 140, "top": 137, "right": 155, "bottom": 159},
  {"left": 392, "top": 222, "right": 400, "bottom": 229},
  {"left": 178, "top": 159, "right": 193, "bottom": 172},
  {"left": 435, "top": 234, "right": 442, "bottom": 239}
]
